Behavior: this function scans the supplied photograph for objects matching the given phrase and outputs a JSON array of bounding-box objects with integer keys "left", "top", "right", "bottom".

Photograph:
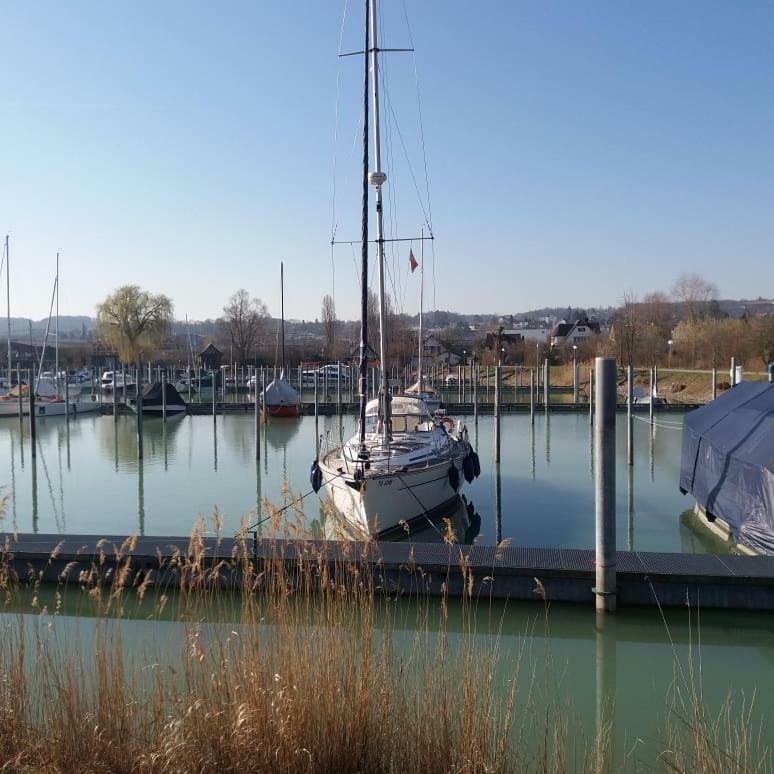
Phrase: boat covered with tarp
[
  {"left": 679, "top": 381, "right": 774, "bottom": 554},
  {"left": 263, "top": 371, "right": 300, "bottom": 417},
  {"left": 130, "top": 382, "right": 188, "bottom": 416}
]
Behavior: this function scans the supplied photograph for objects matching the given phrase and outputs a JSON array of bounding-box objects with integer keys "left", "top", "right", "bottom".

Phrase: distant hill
[{"left": 6, "top": 316, "right": 95, "bottom": 341}]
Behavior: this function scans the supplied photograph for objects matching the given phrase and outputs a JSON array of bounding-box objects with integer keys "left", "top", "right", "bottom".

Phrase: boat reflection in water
[{"left": 321, "top": 494, "right": 481, "bottom": 545}]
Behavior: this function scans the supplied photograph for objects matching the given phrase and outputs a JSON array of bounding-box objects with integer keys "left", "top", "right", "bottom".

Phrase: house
[
  {"left": 550, "top": 318, "right": 601, "bottom": 347},
  {"left": 422, "top": 334, "right": 463, "bottom": 365},
  {"left": 198, "top": 342, "right": 223, "bottom": 371}
]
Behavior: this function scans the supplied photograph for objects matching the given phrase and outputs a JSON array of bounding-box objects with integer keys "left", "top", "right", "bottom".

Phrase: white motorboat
[
  {"left": 101, "top": 370, "right": 136, "bottom": 391},
  {"left": 314, "top": 3, "right": 480, "bottom": 536}
]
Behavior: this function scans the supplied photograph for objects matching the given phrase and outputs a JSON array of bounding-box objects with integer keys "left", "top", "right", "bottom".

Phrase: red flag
[{"left": 409, "top": 249, "right": 418, "bottom": 273}]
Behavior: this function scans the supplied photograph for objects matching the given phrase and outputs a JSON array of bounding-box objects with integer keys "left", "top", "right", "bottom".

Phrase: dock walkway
[{"left": 4, "top": 534, "right": 772, "bottom": 611}]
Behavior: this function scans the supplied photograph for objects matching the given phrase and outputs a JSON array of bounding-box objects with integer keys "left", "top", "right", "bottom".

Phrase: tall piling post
[
  {"left": 594, "top": 357, "right": 617, "bottom": 613},
  {"left": 212, "top": 371, "right": 216, "bottom": 422},
  {"left": 649, "top": 367, "right": 654, "bottom": 425},
  {"left": 711, "top": 366, "right": 717, "bottom": 399},
  {"left": 112, "top": 366, "right": 118, "bottom": 420},
  {"left": 64, "top": 373, "right": 70, "bottom": 425},
  {"left": 543, "top": 358, "right": 549, "bottom": 411},
  {"left": 260, "top": 378, "right": 261, "bottom": 460},
  {"left": 161, "top": 370, "right": 167, "bottom": 422},
  {"left": 29, "top": 370, "right": 37, "bottom": 459},
  {"left": 730, "top": 356, "right": 736, "bottom": 387},
  {"left": 494, "top": 364, "right": 501, "bottom": 463},
  {"left": 589, "top": 366, "right": 594, "bottom": 425},
  {"left": 314, "top": 369, "right": 319, "bottom": 459},
  {"left": 336, "top": 360, "right": 341, "bottom": 414},
  {"left": 530, "top": 368, "right": 535, "bottom": 425},
  {"left": 627, "top": 365, "right": 633, "bottom": 467},
  {"left": 473, "top": 364, "right": 478, "bottom": 423},
  {"left": 17, "top": 367, "right": 23, "bottom": 424}
]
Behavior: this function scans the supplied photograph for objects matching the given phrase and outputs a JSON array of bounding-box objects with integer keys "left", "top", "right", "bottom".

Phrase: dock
[{"left": 3, "top": 533, "right": 772, "bottom": 611}]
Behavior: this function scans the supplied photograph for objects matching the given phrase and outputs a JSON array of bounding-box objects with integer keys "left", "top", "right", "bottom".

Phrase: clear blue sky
[{"left": 2, "top": 1, "right": 773, "bottom": 322}]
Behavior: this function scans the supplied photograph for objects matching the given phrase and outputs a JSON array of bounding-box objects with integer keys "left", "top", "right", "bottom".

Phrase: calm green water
[
  {"left": 0, "top": 407, "right": 712, "bottom": 551},
  {"left": 5, "top": 590, "right": 773, "bottom": 766}
]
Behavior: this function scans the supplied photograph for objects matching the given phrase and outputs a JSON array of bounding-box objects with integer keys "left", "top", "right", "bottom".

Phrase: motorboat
[{"left": 101, "top": 370, "right": 136, "bottom": 391}]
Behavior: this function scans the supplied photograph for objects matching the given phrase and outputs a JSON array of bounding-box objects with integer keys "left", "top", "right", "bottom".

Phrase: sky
[{"left": 1, "top": 1, "right": 773, "bottom": 324}]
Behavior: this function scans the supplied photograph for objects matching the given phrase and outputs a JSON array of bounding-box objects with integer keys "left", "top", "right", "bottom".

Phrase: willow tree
[{"left": 96, "top": 285, "right": 173, "bottom": 458}]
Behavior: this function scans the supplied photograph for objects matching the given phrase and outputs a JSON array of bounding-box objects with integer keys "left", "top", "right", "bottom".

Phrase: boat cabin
[{"left": 363, "top": 396, "right": 436, "bottom": 435}]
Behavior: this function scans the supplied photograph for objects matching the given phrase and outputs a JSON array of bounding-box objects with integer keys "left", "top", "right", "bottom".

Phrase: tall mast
[
  {"left": 5, "top": 235, "right": 10, "bottom": 383},
  {"left": 357, "top": 0, "right": 371, "bottom": 454},
  {"left": 280, "top": 261, "right": 286, "bottom": 373},
  {"left": 368, "top": 0, "right": 390, "bottom": 438},
  {"left": 55, "top": 251, "right": 60, "bottom": 397},
  {"left": 418, "top": 230, "right": 423, "bottom": 386}
]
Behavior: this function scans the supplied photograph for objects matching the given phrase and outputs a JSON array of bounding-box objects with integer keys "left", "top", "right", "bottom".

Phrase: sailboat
[
  {"left": 314, "top": 0, "right": 480, "bottom": 537},
  {"left": 263, "top": 262, "right": 301, "bottom": 417},
  {"left": 0, "top": 252, "right": 101, "bottom": 417}
]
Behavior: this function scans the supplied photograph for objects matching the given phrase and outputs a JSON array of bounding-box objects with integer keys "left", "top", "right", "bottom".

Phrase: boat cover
[
  {"left": 679, "top": 381, "right": 774, "bottom": 554},
  {"left": 263, "top": 375, "right": 299, "bottom": 407},
  {"left": 141, "top": 381, "right": 187, "bottom": 408}
]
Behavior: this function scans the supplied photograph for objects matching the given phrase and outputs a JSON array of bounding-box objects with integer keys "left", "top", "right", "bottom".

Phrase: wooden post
[{"left": 594, "top": 357, "right": 617, "bottom": 613}]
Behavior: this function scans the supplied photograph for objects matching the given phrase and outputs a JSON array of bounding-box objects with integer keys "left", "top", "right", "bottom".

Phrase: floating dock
[{"left": 3, "top": 533, "right": 772, "bottom": 611}]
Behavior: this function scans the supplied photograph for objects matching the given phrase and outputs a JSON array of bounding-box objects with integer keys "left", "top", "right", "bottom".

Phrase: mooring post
[
  {"left": 589, "top": 366, "right": 594, "bottom": 425},
  {"left": 212, "top": 371, "right": 216, "bottom": 421},
  {"left": 29, "top": 370, "right": 37, "bottom": 458},
  {"left": 711, "top": 366, "right": 717, "bottom": 399},
  {"left": 594, "top": 357, "right": 617, "bottom": 613},
  {"left": 336, "top": 360, "right": 341, "bottom": 414},
  {"left": 473, "top": 364, "right": 478, "bottom": 423},
  {"left": 730, "top": 356, "right": 736, "bottom": 387},
  {"left": 494, "top": 364, "right": 501, "bottom": 463},
  {"left": 314, "top": 369, "right": 319, "bottom": 458},
  {"left": 627, "top": 365, "right": 633, "bottom": 467},
  {"left": 17, "top": 367, "right": 23, "bottom": 424},
  {"left": 769, "top": 362, "right": 774, "bottom": 383},
  {"left": 260, "top": 379, "right": 261, "bottom": 460},
  {"left": 64, "top": 373, "right": 70, "bottom": 424},
  {"left": 529, "top": 368, "right": 535, "bottom": 425},
  {"left": 543, "top": 358, "right": 549, "bottom": 411},
  {"left": 112, "top": 366, "right": 118, "bottom": 420},
  {"left": 649, "top": 367, "right": 654, "bottom": 425},
  {"left": 573, "top": 357, "right": 579, "bottom": 405},
  {"left": 457, "top": 364, "right": 462, "bottom": 403},
  {"left": 161, "top": 369, "right": 167, "bottom": 422}
]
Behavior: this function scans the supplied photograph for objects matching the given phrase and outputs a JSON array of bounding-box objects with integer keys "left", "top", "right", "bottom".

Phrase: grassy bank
[{"left": 0, "top": 517, "right": 771, "bottom": 772}]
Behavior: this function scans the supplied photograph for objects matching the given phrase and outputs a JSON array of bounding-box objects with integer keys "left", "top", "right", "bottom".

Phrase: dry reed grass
[{"left": 0, "top": 502, "right": 771, "bottom": 773}]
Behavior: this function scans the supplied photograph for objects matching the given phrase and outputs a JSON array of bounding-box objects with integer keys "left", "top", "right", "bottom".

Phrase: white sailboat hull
[
  {"left": 0, "top": 397, "right": 102, "bottom": 417},
  {"left": 319, "top": 456, "right": 465, "bottom": 538}
]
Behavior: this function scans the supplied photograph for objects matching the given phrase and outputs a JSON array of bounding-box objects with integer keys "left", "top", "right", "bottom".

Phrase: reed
[{"left": 0, "top": 504, "right": 770, "bottom": 772}]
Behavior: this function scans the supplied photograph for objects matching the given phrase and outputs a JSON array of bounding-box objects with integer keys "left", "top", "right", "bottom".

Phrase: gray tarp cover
[
  {"left": 679, "top": 381, "right": 774, "bottom": 554},
  {"left": 263, "top": 375, "right": 299, "bottom": 407}
]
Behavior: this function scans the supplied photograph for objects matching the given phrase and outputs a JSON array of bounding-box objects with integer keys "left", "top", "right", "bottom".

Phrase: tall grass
[{"left": 0, "top": 509, "right": 771, "bottom": 772}]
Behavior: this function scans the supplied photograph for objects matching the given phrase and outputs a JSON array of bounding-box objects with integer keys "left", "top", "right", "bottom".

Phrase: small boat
[
  {"left": 129, "top": 381, "right": 187, "bottom": 416},
  {"left": 262, "top": 263, "right": 300, "bottom": 417},
  {"left": 101, "top": 371, "right": 136, "bottom": 391},
  {"left": 403, "top": 379, "right": 442, "bottom": 414}
]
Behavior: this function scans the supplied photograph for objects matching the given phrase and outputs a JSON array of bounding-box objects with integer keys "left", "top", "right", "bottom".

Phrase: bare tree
[
  {"left": 223, "top": 289, "right": 268, "bottom": 365},
  {"left": 321, "top": 294, "right": 336, "bottom": 358},
  {"left": 671, "top": 273, "right": 718, "bottom": 324}
]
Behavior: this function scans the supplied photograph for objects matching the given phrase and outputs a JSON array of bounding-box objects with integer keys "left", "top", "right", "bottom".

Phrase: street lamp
[{"left": 668, "top": 339, "right": 673, "bottom": 368}]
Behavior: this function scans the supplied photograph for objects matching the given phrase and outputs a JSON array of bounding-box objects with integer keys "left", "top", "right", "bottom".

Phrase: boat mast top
[
  {"left": 368, "top": 0, "right": 391, "bottom": 440},
  {"left": 55, "top": 251, "right": 59, "bottom": 398},
  {"left": 418, "top": 230, "right": 423, "bottom": 387},
  {"left": 280, "top": 261, "right": 286, "bottom": 374},
  {"left": 4, "top": 235, "right": 10, "bottom": 382}
]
